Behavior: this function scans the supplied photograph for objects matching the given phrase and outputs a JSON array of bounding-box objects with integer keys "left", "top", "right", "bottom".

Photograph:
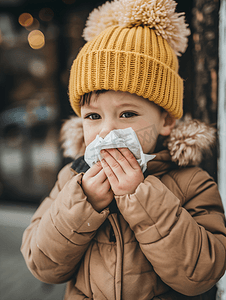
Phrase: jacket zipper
[
  {"left": 109, "top": 225, "right": 116, "bottom": 242},
  {"left": 108, "top": 214, "right": 123, "bottom": 300}
]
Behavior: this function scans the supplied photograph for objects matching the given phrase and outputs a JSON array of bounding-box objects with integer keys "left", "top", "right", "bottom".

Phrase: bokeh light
[
  {"left": 28, "top": 59, "right": 47, "bottom": 77},
  {"left": 18, "top": 13, "right": 33, "bottom": 27},
  {"left": 28, "top": 30, "right": 45, "bottom": 50},
  {"left": 25, "top": 18, "right": 40, "bottom": 31},
  {"left": 39, "top": 8, "right": 54, "bottom": 22}
]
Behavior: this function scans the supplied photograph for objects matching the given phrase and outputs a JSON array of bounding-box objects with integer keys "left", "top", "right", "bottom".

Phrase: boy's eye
[
  {"left": 85, "top": 113, "right": 100, "bottom": 120},
  {"left": 120, "top": 112, "right": 138, "bottom": 118}
]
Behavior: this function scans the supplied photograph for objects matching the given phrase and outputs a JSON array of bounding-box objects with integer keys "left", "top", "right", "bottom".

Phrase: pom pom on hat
[
  {"left": 83, "top": 1, "right": 119, "bottom": 42},
  {"left": 83, "top": 0, "right": 190, "bottom": 56}
]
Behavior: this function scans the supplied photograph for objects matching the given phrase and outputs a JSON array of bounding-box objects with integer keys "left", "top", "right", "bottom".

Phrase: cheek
[
  {"left": 83, "top": 124, "right": 98, "bottom": 147},
  {"left": 134, "top": 122, "right": 160, "bottom": 153}
]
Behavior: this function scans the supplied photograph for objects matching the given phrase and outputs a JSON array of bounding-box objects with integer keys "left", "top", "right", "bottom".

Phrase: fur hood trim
[
  {"left": 60, "top": 117, "right": 86, "bottom": 159},
  {"left": 165, "top": 119, "right": 216, "bottom": 166},
  {"left": 60, "top": 117, "right": 216, "bottom": 167}
]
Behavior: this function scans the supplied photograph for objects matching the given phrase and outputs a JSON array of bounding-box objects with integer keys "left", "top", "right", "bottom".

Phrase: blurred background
[{"left": 0, "top": 0, "right": 223, "bottom": 299}]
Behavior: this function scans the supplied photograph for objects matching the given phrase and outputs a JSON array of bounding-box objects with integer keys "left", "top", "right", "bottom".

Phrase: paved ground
[{"left": 0, "top": 203, "right": 66, "bottom": 300}]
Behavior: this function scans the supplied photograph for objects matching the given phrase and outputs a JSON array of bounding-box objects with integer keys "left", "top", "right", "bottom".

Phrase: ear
[{"left": 159, "top": 113, "right": 176, "bottom": 136}]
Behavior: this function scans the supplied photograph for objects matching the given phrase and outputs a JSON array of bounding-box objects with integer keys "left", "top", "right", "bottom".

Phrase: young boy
[{"left": 21, "top": 0, "right": 226, "bottom": 299}]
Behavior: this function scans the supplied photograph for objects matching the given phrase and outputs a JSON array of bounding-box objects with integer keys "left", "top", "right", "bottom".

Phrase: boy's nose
[{"left": 99, "top": 121, "right": 117, "bottom": 139}]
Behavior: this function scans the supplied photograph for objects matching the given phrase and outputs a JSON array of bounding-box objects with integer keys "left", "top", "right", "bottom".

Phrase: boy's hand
[
  {"left": 100, "top": 148, "right": 144, "bottom": 196},
  {"left": 82, "top": 161, "right": 114, "bottom": 212}
]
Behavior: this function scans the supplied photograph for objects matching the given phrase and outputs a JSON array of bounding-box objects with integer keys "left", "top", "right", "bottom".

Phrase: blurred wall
[{"left": 0, "top": 0, "right": 96, "bottom": 203}]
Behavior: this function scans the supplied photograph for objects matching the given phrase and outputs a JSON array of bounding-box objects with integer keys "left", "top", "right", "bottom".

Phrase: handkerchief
[{"left": 84, "top": 127, "right": 155, "bottom": 172}]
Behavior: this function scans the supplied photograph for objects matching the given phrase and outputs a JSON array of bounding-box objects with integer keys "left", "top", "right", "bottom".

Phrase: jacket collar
[
  {"left": 71, "top": 156, "right": 89, "bottom": 174},
  {"left": 146, "top": 150, "right": 176, "bottom": 177}
]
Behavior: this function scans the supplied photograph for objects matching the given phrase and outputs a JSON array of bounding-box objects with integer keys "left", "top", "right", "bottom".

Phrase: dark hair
[
  {"left": 80, "top": 90, "right": 107, "bottom": 106},
  {"left": 80, "top": 89, "right": 166, "bottom": 114}
]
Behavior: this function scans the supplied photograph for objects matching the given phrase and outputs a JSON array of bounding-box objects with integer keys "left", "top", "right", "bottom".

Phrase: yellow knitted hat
[{"left": 69, "top": 0, "right": 190, "bottom": 119}]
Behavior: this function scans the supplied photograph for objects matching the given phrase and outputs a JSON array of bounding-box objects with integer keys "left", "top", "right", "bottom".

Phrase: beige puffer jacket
[{"left": 21, "top": 118, "right": 226, "bottom": 300}]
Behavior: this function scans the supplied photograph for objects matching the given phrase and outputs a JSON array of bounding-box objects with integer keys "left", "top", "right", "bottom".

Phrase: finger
[
  {"left": 103, "top": 148, "right": 136, "bottom": 173},
  {"left": 117, "top": 148, "right": 141, "bottom": 170},
  {"left": 101, "top": 149, "right": 125, "bottom": 177},
  {"left": 101, "top": 177, "right": 111, "bottom": 193},
  {"left": 94, "top": 168, "right": 107, "bottom": 183},
  {"left": 85, "top": 161, "right": 102, "bottom": 177},
  {"left": 101, "top": 158, "right": 119, "bottom": 186}
]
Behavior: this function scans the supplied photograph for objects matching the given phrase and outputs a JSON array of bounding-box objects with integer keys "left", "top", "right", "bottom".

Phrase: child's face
[{"left": 81, "top": 90, "right": 169, "bottom": 154}]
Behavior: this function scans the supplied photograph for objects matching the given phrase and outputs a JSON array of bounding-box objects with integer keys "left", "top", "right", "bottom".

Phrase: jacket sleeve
[
  {"left": 115, "top": 167, "right": 226, "bottom": 296},
  {"left": 21, "top": 164, "right": 109, "bottom": 284}
]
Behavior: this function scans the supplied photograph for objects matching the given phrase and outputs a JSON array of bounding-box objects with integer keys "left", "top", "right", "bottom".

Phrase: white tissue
[{"left": 84, "top": 127, "right": 155, "bottom": 172}]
